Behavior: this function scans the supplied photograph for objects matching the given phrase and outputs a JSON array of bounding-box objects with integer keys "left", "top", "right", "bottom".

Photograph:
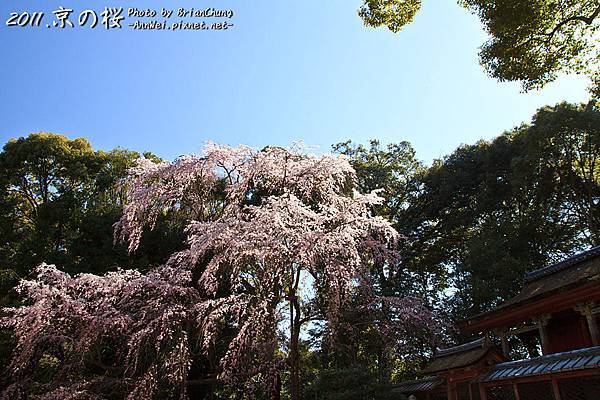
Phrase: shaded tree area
[
  {"left": 330, "top": 140, "right": 447, "bottom": 380},
  {"left": 0, "top": 133, "right": 177, "bottom": 281},
  {"left": 0, "top": 99, "right": 597, "bottom": 400},
  {"left": 0, "top": 133, "right": 179, "bottom": 377},
  {"left": 337, "top": 101, "right": 599, "bottom": 331},
  {"left": 0, "top": 142, "right": 442, "bottom": 400},
  {"left": 417, "top": 101, "right": 599, "bottom": 323}
]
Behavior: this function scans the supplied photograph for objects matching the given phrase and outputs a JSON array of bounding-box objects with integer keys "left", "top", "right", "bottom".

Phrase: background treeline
[
  {"left": 0, "top": 133, "right": 182, "bottom": 280},
  {"left": 0, "top": 100, "right": 598, "bottom": 399},
  {"left": 337, "top": 102, "right": 599, "bottom": 323}
]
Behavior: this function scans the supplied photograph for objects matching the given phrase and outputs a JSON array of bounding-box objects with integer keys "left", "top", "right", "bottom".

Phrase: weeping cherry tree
[{"left": 2, "top": 143, "right": 442, "bottom": 400}]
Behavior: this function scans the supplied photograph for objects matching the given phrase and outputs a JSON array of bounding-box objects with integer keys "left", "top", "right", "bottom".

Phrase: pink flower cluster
[{"left": 3, "top": 143, "right": 442, "bottom": 399}]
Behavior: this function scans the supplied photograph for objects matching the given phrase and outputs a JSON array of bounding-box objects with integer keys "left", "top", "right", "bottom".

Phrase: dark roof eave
[
  {"left": 436, "top": 338, "right": 486, "bottom": 357},
  {"left": 460, "top": 277, "right": 600, "bottom": 332},
  {"left": 461, "top": 245, "right": 600, "bottom": 331},
  {"left": 422, "top": 341, "right": 502, "bottom": 374},
  {"left": 393, "top": 376, "right": 444, "bottom": 393},
  {"left": 475, "top": 345, "right": 600, "bottom": 383},
  {"left": 524, "top": 246, "right": 600, "bottom": 283}
]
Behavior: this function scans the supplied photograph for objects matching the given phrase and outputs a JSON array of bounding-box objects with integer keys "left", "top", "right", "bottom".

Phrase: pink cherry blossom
[{"left": 2, "top": 143, "right": 442, "bottom": 400}]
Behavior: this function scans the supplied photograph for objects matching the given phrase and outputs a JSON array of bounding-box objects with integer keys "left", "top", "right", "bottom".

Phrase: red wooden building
[{"left": 394, "top": 245, "right": 600, "bottom": 400}]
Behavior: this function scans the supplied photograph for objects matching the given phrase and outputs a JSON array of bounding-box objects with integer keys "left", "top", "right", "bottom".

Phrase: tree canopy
[
  {"left": 0, "top": 133, "right": 176, "bottom": 280},
  {"left": 2, "top": 143, "right": 442, "bottom": 400},
  {"left": 1, "top": 99, "right": 598, "bottom": 398},
  {"left": 359, "top": 0, "right": 600, "bottom": 90}
]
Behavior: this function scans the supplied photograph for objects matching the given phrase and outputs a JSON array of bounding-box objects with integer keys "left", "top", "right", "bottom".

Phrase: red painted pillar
[
  {"left": 513, "top": 383, "right": 521, "bottom": 400},
  {"left": 479, "top": 384, "right": 488, "bottom": 400},
  {"left": 551, "top": 378, "right": 562, "bottom": 400}
]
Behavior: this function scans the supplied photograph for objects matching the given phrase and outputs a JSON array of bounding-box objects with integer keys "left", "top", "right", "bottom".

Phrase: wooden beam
[
  {"left": 539, "top": 325, "right": 550, "bottom": 355},
  {"left": 494, "top": 328, "right": 511, "bottom": 359},
  {"left": 513, "top": 383, "right": 521, "bottom": 400},
  {"left": 533, "top": 315, "right": 551, "bottom": 355},
  {"left": 551, "top": 377, "right": 562, "bottom": 400},
  {"left": 575, "top": 302, "right": 600, "bottom": 346},
  {"left": 478, "top": 384, "right": 488, "bottom": 400},
  {"left": 585, "top": 313, "right": 600, "bottom": 346},
  {"left": 510, "top": 324, "right": 538, "bottom": 336},
  {"left": 461, "top": 282, "right": 600, "bottom": 333}
]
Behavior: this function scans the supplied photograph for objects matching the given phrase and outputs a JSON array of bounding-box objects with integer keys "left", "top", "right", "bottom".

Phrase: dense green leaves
[
  {"left": 425, "top": 102, "right": 598, "bottom": 319},
  {"left": 332, "top": 140, "right": 444, "bottom": 382},
  {"left": 359, "top": 0, "right": 421, "bottom": 33},
  {"left": 1, "top": 100, "right": 598, "bottom": 398},
  {"left": 464, "top": 0, "right": 599, "bottom": 90},
  {"left": 340, "top": 102, "right": 599, "bottom": 328},
  {"left": 0, "top": 133, "right": 102, "bottom": 276},
  {"left": 359, "top": 0, "right": 600, "bottom": 90},
  {"left": 0, "top": 133, "right": 171, "bottom": 283}
]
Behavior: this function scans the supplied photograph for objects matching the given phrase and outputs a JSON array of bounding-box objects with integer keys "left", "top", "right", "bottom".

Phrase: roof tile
[{"left": 476, "top": 346, "right": 600, "bottom": 383}]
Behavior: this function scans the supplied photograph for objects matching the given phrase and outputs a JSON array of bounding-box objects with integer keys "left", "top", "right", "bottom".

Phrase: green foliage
[
  {"left": 358, "top": 0, "right": 600, "bottom": 90},
  {"left": 303, "top": 367, "right": 398, "bottom": 400},
  {"left": 337, "top": 101, "right": 599, "bottom": 332},
  {"left": 333, "top": 139, "right": 449, "bottom": 305},
  {"left": 0, "top": 133, "right": 99, "bottom": 275},
  {"left": 403, "top": 101, "right": 598, "bottom": 321},
  {"left": 359, "top": 0, "right": 421, "bottom": 33},
  {"left": 463, "top": 0, "right": 599, "bottom": 90},
  {"left": 0, "top": 133, "right": 173, "bottom": 279},
  {"left": 332, "top": 140, "right": 440, "bottom": 381},
  {"left": 1, "top": 101, "right": 598, "bottom": 398},
  {"left": 333, "top": 139, "right": 423, "bottom": 220},
  {"left": 522, "top": 102, "right": 600, "bottom": 240},
  {"left": 0, "top": 325, "right": 15, "bottom": 375}
]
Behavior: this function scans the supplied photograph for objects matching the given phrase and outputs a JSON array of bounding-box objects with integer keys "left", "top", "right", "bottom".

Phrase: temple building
[{"left": 394, "top": 245, "right": 600, "bottom": 400}]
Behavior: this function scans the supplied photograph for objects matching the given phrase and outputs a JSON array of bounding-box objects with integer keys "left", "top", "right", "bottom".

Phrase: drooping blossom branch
[{"left": 3, "top": 142, "right": 443, "bottom": 400}]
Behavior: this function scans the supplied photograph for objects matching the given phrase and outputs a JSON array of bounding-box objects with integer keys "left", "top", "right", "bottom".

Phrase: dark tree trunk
[{"left": 289, "top": 295, "right": 301, "bottom": 400}]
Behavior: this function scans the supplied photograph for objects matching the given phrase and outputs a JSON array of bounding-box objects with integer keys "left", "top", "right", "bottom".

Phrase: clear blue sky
[{"left": 0, "top": 0, "right": 591, "bottom": 163}]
